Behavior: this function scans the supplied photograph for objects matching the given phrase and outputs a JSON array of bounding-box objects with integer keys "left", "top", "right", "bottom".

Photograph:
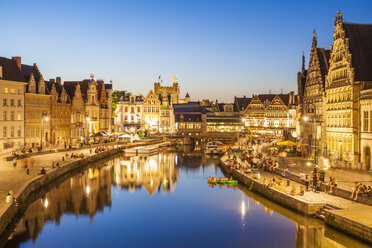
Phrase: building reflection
[
  {"left": 114, "top": 152, "right": 179, "bottom": 196},
  {"left": 6, "top": 152, "right": 179, "bottom": 247}
]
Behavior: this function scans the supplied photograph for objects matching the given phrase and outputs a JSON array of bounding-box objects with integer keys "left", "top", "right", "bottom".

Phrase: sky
[{"left": 1, "top": 0, "right": 372, "bottom": 102}]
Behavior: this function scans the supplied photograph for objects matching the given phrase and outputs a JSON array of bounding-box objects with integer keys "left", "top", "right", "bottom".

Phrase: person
[
  {"left": 6, "top": 191, "right": 15, "bottom": 203},
  {"left": 350, "top": 182, "right": 361, "bottom": 200},
  {"left": 298, "top": 186, "right": 305, "bottom": 196},
  {"left": 40, "top": 167, "right": 46, "bottom": 175},
  {"left": 290, "top": 185, "right": 297, "bottom": 196},
  {"left": 13, "top": 158, "right": 17, "bottom": 167},
  {"left": 329, "top": 177, "right": 337, "bottom": 193}
]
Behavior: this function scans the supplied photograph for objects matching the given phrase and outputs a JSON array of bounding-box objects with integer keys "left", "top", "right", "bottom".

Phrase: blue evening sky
[{"left": 1, "top": 0, "right": 372, "bottom": 102}]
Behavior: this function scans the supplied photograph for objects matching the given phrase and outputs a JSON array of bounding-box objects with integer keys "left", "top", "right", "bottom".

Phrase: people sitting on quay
[
  {"left": 252, "top": 172, "right": 260, "bottom": 180},
  {"left": 6, "top": 190, "right": 16, "bottom": 203},
  {"left": 290, "top": 185, "right": 304, "bottom": 196},
  {"left": 350, "top": 182, "right": 372, "bottom": 200},
  {"left": 328, "top": 177, "right": 337, "bottom": 193},
  {"left": 40, "top": 167, "right": 47, "bottom": 175}
]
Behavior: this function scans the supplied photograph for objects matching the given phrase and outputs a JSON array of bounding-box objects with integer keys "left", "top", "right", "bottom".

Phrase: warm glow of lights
[
  {"left": 137, "top": 170, "right": 140, "bottom": 179},
  {"left": 150, "top": 179, "right": 154, "bottom": 186},
  {"left": 116, "top": 176, "right": 119, "bottom": 184},
  {"left": 303, "top": 116, "right": 309, "bottom": 121},
  {"left": 44, "top": 117, "right": 49, "bottom": 121},
  {"left": 241, "top": 201, "right": 246, "bottom": 217},
  {"left": 163, "top": 178, "right": 168, "bottom": 185},
  {"left": 87, "top": 117, "right": 91, "bottom": 122},
  {"left": 306, "top": 162, "right": 312, "bottom": 166},
  {"left": 86, "top": 186, "right": 90, "bottom": 195},
  {"left": 44, "top": 199, "right": 49, "bottom": 208}
]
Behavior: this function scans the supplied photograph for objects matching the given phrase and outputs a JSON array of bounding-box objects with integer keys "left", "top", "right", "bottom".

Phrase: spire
[
  {"left": 301, "top": 52, "right": 305, "bottom": 73},
  {"left": 312, "top": 28, "right": 317, "bottom": 49},
  {"left": 334, "top": 10, "right": 343, "bottom": 25}
]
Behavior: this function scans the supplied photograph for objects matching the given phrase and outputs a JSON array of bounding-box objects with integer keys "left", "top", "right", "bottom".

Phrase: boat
[
  {"left": 207, "top": 180, "right": 217, "bottom": 185},
  {"left": 205, "top": 141, "right": 224, "bottom": 155},
  {"left": 125, "top": 145, "right": 158, "bottom": 156}
]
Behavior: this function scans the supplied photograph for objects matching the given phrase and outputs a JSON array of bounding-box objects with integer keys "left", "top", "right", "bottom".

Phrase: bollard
[
  {"left": 287, "top": 179, "right": 290, "bottom": 186},
  {"left": 62, "top": 156, "right": 65, "bottom": 161},
  {"left": 26, "top": 169, "right": 29, "bottom": 174}
]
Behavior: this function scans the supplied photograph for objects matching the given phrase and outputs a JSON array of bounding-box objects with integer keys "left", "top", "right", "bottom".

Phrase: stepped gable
[
  {"left": 0, "top": 57, "right": 26, "bottom": 82},
  {"left": 234, "top": 96, "right": 252, "bottom": 111},
  {"left": 343, "top": 22, "right": 372, "bottom": 81},
  {"left": 317, "top": 48, "right": 330, "bottom": 85},
  {"left": 63, "top": 81, "right": 79, "bottom": 100}
]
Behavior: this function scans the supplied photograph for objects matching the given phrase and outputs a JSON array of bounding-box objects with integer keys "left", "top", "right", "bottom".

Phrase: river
[{"left": 2, "top": 147, "right": 370, "bottom": 248}]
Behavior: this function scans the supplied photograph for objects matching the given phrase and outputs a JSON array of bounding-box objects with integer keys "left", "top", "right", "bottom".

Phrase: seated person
[
  {"left": 5, "top": 191, "right": 14, "bottom": 203},
  {"left": 350, "top": 182, "right": 361, "bottom": 200},
  {"left": 277, "top": 177, "right": 283, "bottom": 186},
  {"left": 298, "top": 186, "right": 305, "bottom": 196},
  {"left": 290, "top": 185, "right": 297, "bottom": 196},
  {"left": 40, "top": 167, "right": 47, "bottom": 175},
  {"left": 329, "top": 177, "right": 337, "bottom": 193}
]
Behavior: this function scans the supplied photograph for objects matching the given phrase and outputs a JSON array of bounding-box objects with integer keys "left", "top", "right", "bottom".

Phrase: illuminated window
[
  {"left": 187, "top": 123, "right": 193, "bottom": 129},
  {"left": 10, "top": 88, "right": 15, "bottom": 94},
  {"left": 17, "top": 111, "right": 21, "bottom": 120},
  {"left": 179, "top": 123, "right": 185, "bottom": 129},
  {"left": 3, "top": 88, "right": 8, "bottom": 94}
]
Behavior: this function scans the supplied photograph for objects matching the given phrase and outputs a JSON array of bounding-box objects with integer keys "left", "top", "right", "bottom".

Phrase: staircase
[{"left": 315, "top": 204, "right": 341, "bottom": 220}]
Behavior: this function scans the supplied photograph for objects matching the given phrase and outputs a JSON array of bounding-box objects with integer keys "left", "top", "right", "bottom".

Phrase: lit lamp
[
  {"left": 40, "top": 112, "right": 49, "bottom": 151},
  {"left": 86, "top": 117, "right": 91, "bottom": 145},
  {"left": 303, "top": 103, "right": 317, "bottom": 173}
]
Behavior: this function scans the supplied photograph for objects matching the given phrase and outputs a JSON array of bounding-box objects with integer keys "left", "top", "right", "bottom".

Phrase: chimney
[
  {"left": 56, "top": 77, "right": 61, "bottom": 85},
  {"left": 243, "top": 95, "right": 246, "bottom": 98},
  {"left": 12, "top": 56, "right": 21, "bottom": 70},
  {"left": 0, "top": 66, "right": 2, "bottom": 79}
]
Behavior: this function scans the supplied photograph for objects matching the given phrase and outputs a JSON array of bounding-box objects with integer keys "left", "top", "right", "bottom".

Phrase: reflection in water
[
  {"left": 114, "top": 153, "right": 178, "bottom": 196},
  {"left": 3, "top": 149, "right": 370, "bottom": 248}
]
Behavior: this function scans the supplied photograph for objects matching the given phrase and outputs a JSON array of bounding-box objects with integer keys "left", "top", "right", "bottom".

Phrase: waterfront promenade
[{"left": 220, "top": 155, "right": 372, "bottom": 244}]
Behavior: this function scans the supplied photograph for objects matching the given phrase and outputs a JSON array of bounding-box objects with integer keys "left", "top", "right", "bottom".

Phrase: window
[
  {"left": 10, "top": 111, "right": 14, "bottom": 121},
  {"left": 370, "top": 111, "right": 372, "bottom": 132},
  {"left": 3, "top": 99, "right": 7, "bottom": 106},
  {"left": 131, "top": 107, "right": 134, "bottom": 113},
  {"left": 364, "top": 111, "right": 369, "bottom": 132},
  {"left": 17, "top": 111, "right": 21, "bottom": 120},
  {"left": 10, "top": 126, "right": 14, "bottom": 137},
  {"left": 125, "top": 106, "right": 128, "bottom": 112},
  {"left": 187, "top": 123, "right": 193, "bottom": 129},
  {"left": 179, "top": 123, "right": 185, "bottom": 129},
  {"left": 3, "top": 127, "right": 6, "bottom": 138},
  {"left": 17, "top": 126, "right": 21, "bottom": 137},
  {"left": 10, "top": 99, "right": 14, "bottom": 107},
  {"left": 138, "top": 107, "right": 141, "bottom": 112},
  {"left": 17, "top": 99, "right": 21, "bottom": 107},
  {"left": 3, "top": 111, "right": 7, "bottom": 121},
  {"left": 18, "top": 89, "right": 21, "bottom": 95},
  {"left": 10, "top": 88, "right": 15, "bottom": 94},
  {"left": 3, "top": 88, "right": 8, "bottom": 94}
]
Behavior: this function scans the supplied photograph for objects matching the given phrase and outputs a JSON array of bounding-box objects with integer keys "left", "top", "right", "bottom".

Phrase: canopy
[
  {"left": 119, "top": 134, "right": 132, "bottom": 138},
  {"left": 276, "top": 140, "right": 299, "bottom": 146}
]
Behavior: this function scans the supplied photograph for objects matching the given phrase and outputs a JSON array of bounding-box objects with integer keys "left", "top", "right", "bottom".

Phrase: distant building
[
  {"left": 0, "top": 57, "right": 27, "bottom": 153},
  {"left": 115, "top": 94, "right": 144, "bottom": 132},
  {"left": 241, "top": 93, "right": 297, "bottom": 138}
]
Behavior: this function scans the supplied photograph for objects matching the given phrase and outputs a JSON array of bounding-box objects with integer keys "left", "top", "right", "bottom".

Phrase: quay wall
[
  {"left": 0, "top": 148, "right": 121, "bottom": 236},
  {"left": 219, "top": 160, "right": 325, "bottom": 215},
  {"left": 324, "top": 210, "right": 372, "bottom": 245},
  {"left": 220, "top": 159, "right": 372, "bottom": 244}
]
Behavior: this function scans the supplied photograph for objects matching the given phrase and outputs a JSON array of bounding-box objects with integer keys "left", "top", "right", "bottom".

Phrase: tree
[{"left": 112, "top": 90, "right": 131, "bottom": 118}]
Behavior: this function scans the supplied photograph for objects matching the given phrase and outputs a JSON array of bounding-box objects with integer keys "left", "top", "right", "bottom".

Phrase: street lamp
[
  {"left": 303, "top": 103, "right": 317, "bottom": 171},
  {"left": 40, "top": 111, "right": 49, "bottom": 151},
  {"left": 86, "top": 117, "right": 90, "bottom": 145}
]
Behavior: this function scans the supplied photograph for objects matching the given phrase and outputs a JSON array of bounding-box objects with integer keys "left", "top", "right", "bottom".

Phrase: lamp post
[
  {"left": 303, "top": 103, "right": 317, "bottom": 171},
  {"left": 40, "top": 111, "right": 49, "bottom": 151},
  {"left": 86, "top": 117, "right": 90, "bottom": 145}
]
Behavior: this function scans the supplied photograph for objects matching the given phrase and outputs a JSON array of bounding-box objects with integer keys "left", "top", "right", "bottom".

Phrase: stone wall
[
  {"left": 325, "top": 210, "right": 372, "bottom": 245},
  {"left": 219, "top": 160, "right": 325, "bottom": 215},
  {"left": 0, "top": 148, "right": 121, "bottom": 236}
]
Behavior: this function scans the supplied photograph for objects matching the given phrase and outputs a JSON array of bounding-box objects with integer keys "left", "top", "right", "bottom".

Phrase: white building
[
  {"left": 115, "top": 94, "right": 144, "bottom": 132},
  {"left": 0, "top": 57, "right": 27, "bottom": 154}
]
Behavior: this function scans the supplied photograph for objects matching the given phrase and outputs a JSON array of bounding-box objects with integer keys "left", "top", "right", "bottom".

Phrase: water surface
[{"left": 3, "top": 147, "right": 369, "bottom": 248}]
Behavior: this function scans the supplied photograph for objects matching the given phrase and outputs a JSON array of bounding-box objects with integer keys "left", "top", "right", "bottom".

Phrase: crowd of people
[{"left": 350, "top": 182, "right": 372, "bottom": 200}]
